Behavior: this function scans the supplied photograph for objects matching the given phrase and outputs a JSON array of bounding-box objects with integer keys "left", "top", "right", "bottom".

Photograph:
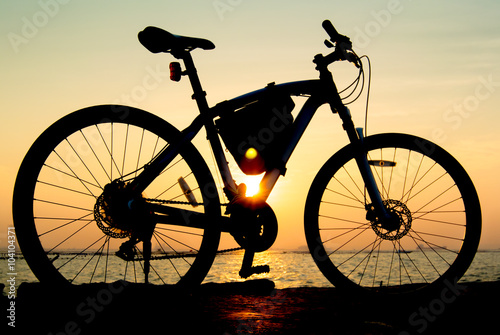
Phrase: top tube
[{"left": 210, "top": 79, "right": 323, "bottom": 115}]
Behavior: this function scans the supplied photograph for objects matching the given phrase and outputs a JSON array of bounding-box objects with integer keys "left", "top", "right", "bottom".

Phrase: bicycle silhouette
[{"left": 13, "top": 20, "right": 481, "bottom": 296}]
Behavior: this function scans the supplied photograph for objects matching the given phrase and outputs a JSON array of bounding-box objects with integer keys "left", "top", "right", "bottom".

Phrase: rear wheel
[
  {"left": 13, "top": 105, "right": 221, "bottom": 286},
  {"left": 304, "top": 133, "right": 481, "bottom": 296}
]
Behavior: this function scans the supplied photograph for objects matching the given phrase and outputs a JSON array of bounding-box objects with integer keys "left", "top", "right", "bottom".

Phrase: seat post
[{"left": 181, "top": 52, "right": 210, "bottom": 115}]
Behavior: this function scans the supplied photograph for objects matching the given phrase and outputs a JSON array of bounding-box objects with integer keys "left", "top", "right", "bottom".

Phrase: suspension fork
[
  {"left": 315, "top": 56, "right": 390, "bottom": 221},
  {"left": 337, "top": 105, "right": 390, "bottom": 221}
]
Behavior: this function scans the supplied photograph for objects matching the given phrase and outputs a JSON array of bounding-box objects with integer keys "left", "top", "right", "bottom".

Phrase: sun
[{"left": 242, "top": 175, "right": 262, "bottom": 197}]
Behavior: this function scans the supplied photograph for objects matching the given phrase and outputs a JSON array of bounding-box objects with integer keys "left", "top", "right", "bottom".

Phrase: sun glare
[{"left": 242, "top": 175, "right": 262, "bottom": 197}]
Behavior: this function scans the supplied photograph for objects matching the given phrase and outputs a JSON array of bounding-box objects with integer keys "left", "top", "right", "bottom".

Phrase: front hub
[{"left": 367, "top": 199, "right": 412, "bottom": 241}]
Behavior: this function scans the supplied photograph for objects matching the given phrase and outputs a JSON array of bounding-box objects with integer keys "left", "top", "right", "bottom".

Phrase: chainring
[{"left": 229, "top": 200, "right": 278, "bottom": 252}]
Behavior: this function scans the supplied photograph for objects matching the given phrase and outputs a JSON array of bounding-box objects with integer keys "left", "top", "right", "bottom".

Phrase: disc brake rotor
[{"left": 369, "top": 199, "right": 412, "bottom": 241}]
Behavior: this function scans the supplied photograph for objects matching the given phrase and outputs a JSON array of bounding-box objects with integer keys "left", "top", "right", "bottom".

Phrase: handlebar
[
  {"left": 322, "top": 20, "right": 340, "bottom": 42},
  {"left": 319, "top": 20, "right": 360, "bottom": 68},
  {"left": 322, "top": 20, "right": 351, "bottom": 46}
]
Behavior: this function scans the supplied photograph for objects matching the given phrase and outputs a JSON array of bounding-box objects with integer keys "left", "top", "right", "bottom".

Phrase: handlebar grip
[{"left": 322, "top": 20, "right": 340, "bottom": 41}]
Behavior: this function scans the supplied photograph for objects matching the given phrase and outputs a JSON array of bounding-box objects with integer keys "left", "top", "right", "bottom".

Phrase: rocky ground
[{"left": 2, "top": 279, "right": 499, "bottom": 334}]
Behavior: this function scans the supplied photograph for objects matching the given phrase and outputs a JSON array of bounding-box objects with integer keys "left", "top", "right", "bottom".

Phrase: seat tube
[{"left": 181, "top": 52, "right": 237, "bottom": 194}]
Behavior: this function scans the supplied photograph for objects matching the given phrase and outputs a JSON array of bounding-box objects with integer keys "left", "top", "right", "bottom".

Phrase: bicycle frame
[
  {"left": 129, "top": 50, "right": 390, "bottom": 231},
  {"left": 12, "top": 19, "right": 481, "bottom": 292}
]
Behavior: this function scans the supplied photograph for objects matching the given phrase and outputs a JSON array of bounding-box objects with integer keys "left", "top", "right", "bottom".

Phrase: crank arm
[{"left": 239, "top": 248, "right": 270, "bottom": 278}]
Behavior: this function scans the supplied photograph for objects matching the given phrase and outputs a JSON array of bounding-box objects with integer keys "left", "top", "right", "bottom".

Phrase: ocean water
[
  {"left": 204, "top": 250, "right": 500, "bottom": 288},
  {"left": 2, "top": 250, "right": 499, "bottom": 290}
]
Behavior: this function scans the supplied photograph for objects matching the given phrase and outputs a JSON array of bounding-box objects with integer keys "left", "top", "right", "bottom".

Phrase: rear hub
[{"left": 94, "top": 180, "right": 150, "bottom": 239}]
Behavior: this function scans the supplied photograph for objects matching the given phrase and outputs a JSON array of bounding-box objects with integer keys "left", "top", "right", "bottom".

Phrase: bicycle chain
[
  {"left": 145, "top": 198, "right": 229, "bottom": 207},
  {"left": 148, "top": 247, "right": 243, "bottom": 261}
]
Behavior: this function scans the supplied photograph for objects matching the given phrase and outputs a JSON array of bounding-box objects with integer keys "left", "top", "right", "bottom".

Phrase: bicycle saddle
[{"left": 138, "top": 26, "right": 215, "bottom": 55}]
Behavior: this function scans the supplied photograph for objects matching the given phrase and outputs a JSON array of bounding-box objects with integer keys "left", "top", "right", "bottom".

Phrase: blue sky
[{"left": 1, "top": 0, "right": 499, "bottom": 249}]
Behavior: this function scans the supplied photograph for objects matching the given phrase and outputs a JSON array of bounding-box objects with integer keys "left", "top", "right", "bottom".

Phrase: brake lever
[
  {"left": 345, "top": 51, "right": 361, "bottom": 68},
  {"left": 324, "top": 42, "right": 360, "bottom": 68}
]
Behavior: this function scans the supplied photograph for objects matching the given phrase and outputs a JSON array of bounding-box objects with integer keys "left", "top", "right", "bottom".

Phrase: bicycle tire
[
  {"left": 304, "top": 133, "right": 481, "bottom": 296},
  {"left": 13, "top": 105, "right": 221, "bottom": 287}
]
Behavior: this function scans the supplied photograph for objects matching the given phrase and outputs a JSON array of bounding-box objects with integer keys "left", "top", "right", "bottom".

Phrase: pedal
[
  {"left": 238, "top": 246, "right": 271, "bottom": 279},
  {"left": 239, "top": 265, "right": 270, "bottom": 279}
]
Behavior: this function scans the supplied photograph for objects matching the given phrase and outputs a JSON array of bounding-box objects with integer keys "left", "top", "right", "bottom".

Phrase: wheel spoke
[
  {"left": 44, "top": 219, "right": 95, "bottom": 253},
  {"left": 79, "top": 129, "right": 112, "bottom": 183},
  {"left": 15, "top": 106, "right": 220, "bottom": 286},
  {"left": 305, "top": 134, "right": 480, "bottom": 295},
  {"left": 37, "top": 213, "right": 94, "bottom": 237}
]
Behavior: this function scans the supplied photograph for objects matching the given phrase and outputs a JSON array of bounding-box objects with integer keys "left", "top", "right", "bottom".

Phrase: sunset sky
[{"left": 1, "top": 0, "right": 499, "bottom": 251}]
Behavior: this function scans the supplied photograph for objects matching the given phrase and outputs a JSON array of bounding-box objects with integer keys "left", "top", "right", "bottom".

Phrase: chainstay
[
  {"left": 145, "top": 198, "right": 228, "bottom": 207},
  {"left": 141, "top": 198, "right": 238, "bottom": 261}
]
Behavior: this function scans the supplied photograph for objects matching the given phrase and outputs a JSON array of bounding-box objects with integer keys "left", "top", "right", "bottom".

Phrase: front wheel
[
  {"left": 304, "top": 133, "right": 481, "bottom": 296},
  {"left": 13, "top": 105, "right": 221, "bottom": 286}
]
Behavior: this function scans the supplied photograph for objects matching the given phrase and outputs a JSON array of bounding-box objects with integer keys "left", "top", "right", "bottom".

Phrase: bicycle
[{"left": 12, "top": 20, "right": 481, "bottom": 296}]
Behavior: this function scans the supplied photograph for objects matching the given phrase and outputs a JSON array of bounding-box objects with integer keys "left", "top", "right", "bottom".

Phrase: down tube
[{"left": 260, "top": 95, "right": 326, "bottom": 198}]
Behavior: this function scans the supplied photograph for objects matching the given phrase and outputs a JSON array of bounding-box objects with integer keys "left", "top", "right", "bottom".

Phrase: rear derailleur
[{"left": 225, "top": 184, "right": 278, "bottom": 278}]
